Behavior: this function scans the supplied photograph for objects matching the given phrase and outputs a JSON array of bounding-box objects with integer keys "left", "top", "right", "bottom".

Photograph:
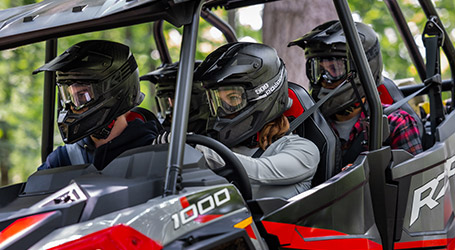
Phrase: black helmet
[
  {"left": 34, "top": 40, "right": 143, "bottom": 144},
  {"left": 195, "top": 42, "right": 289, "bottom": 148},
  {"left": 140, "top": 61, "right": 209, "bottom": 134},
  {"left": 288, "top": 20, "right": 383, "bottom": 117}
]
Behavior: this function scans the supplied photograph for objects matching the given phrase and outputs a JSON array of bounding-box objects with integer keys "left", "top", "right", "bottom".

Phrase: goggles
[
  {"left": 306, "top": 56, "right": 348, "bottom": 86},
  {"left": 57, "top": 82, "right": 99, "bottom": 111},
  {"left": 206, "top": 66, "right": 286, "bottom": 118},
  {"left": 207, "top": 86, "right": 247, "bottom": 117},
  {"left": 156, "top": 92, "right": 174, "bottom": 117}
]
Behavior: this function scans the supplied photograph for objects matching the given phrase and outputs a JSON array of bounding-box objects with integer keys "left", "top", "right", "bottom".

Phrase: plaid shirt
[{"left": 331, "top": 108, "right": 423, "bottom": 156}]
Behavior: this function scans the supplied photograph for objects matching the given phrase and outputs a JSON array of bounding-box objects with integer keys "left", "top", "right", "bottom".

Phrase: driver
[
  {"left": 195, "top": 42, "right": 320, "bottom": 199},
  {"left": 288, "top": 20, "right": 423, "bottom": 167},
  {"left": 34, "top": 40, "right": 159, "bottom": 170},
  {"left": 140, "top": 61, "right": 209, "bottom": 134}
]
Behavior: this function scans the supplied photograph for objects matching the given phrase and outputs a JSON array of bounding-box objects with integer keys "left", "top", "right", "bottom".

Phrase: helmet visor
[
  {"left": 207, "top": 86, "right": 247, "bottom": 117},
  {"left": 58, "top": 82, "right": 98, "bottom": 110},
  {"left": 307, "top": 56, "right": 347, "bottom": 86}
]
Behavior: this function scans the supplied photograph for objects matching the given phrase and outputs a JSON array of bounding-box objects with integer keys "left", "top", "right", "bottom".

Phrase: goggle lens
[
  {"left": 157, "top": 93, "right": 174, "bottom": 117},
  {"left": 207, "top": 86, "right": 247, "bottom": 117},
  {"left": 307, "top": 57, "right": 347, "bottom": 85},
  {"left": 58, "top": 82, "right": 96, "bottom": 110}
]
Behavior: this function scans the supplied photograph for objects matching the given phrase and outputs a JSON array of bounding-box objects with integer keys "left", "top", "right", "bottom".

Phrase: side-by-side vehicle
[{"left": 0, "top": 0, "right": 454, "bottom": 249}]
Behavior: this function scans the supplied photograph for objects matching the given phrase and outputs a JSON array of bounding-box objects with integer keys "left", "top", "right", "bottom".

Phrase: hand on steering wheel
[{"left": 186, "top": 134, "right": 253, "bottom": 201}]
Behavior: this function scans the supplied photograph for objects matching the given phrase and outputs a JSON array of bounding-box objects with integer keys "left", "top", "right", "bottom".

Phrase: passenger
[
  {"left": 195, "top": 42, "right": 320, "bottom": 199},
  {"left": 288, "top": 20, "right": 423, "bottom": 167},
  {"left": 34, "top": 40, "right": 159, "bottom": 170},
  {"left": 140, "top": 61, "right": 209, "bottom": 134}
]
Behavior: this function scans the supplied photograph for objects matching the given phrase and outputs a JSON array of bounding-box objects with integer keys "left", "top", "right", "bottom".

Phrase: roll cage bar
[
  {"left": 384, "top": 0, "right": 454, "bottom": 140},
  {"left": 0, "top": 0, "right": 448, "bottom": 195},
  {"left": 152, "top": 8, "right": 237, "bottom": 66}
]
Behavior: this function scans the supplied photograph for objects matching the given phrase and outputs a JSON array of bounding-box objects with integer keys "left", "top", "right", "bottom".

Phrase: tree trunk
[
  {"left": 262, "top": 0, "right": 337, "bottom": 89},
  {"left": 0, "top": 121, "right": 9, "bottom": 186},
  {"left": 1, "top": 162, "right": 8, "bottom": 186}
]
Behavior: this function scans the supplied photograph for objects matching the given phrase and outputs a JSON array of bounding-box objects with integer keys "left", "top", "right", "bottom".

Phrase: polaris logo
[{"left": 410, "top": 156, "right": 455, "bottom": 226}]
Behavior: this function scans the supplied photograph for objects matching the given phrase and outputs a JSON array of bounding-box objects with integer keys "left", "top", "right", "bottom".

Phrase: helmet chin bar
[
  {"left": 57, "top": 95, "right": 121, "bottom": 144},
  {"left": 91, "top": 121, "right": 114, "bottom": 140},
  {"left": 315, "top": 71, "right": 367, "bottom": 118},
  {"left": 334, "top": 103, "right": 361, "bottom": 117}
]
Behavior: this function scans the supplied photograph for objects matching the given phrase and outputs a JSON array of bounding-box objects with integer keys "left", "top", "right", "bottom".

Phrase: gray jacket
[{"left": 197, "top": 134, "right": 320, "bottom": 199}]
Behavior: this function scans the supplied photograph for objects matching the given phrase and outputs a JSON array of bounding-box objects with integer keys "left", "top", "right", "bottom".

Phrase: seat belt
[
  {"left": 252, "top": 72, "right": 354, "bottom": 158},
  {"left": 383, "top": 83, "right": 431, "bottom": 116},
  {"left": 251, "top": 148, "right": 264, "bottom": 158},
  {"left": 66, "top": 143, "right": 86, "bottom": 165},
  {"left": 288, "top": 72, "right": 354, "bottom": 132}
]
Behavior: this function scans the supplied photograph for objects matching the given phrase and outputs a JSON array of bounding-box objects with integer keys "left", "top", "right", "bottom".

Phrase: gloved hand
[
  {"left": 152, "top": 131, "right": 196, "bottom": 145},
  {"left": 195, "top": 144, "right": 226, "bottom": 169},
  {"left": 152, "top": 131, "right": 171, "bottom": 145}
]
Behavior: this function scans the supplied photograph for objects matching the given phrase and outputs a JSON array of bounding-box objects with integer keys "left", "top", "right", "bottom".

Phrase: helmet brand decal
[
  {"left": 252, "top": 67, "right": 284, "bottom": 101},
  {"left": 410, "top": 156, "right": 455, "bottom": 226},
  {"left": 254, "top": 83, "right": 269, "bottom": 95},
  {"left": 265, "top": 71, "right": 283, "bottom": 96}
]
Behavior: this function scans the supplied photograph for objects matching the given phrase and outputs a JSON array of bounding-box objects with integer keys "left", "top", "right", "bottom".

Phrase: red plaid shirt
[{"left": 331, "top": 108, "right": 423, "bottom": 156}]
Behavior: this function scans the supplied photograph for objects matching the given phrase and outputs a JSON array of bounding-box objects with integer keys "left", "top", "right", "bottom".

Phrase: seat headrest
[
  {"left": 377, "top": 84, "right": 394, "bottom": 105},
  {"left": 284, "top": 88, "right": 305, "bottom": 119},
  {"left": 126, "top": 111, "right": 146, "bottom": 122}
]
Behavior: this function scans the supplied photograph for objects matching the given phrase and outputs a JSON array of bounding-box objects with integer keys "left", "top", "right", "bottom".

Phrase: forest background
[{"left": 0, "top": 0, "right": 453, "bottom": 186}]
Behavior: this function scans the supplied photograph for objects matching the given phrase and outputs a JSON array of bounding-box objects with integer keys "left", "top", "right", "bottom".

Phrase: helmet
[
  {"left": 288, "top": 20, "right": 383, "bottom": 117},
  {"left": 34, "top": 40, "right": 144, "bottom": 144},
  {"left": 195, "top": 42, "right": 289, "bottom": 148},
  {"left": 140, "top": 61, "right": 209, "bottom": 134}
]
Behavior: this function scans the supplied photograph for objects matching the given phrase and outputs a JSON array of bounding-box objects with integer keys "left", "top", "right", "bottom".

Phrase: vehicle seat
[
  {"left": 284, "top": 82, "right": 342, "bottom": 187},
  {"left": 378, "top": 77, "right": 425, "bottom": 141},
  {"left": 127, "top": 106, "right": 164, "bottom": 132}
]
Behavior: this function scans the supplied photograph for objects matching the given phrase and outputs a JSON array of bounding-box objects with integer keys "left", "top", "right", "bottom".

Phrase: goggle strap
[
  {"left": 365, "top": 39, "right": 380, "bottom": 62},
  {"left": 349, "top": 73, "right": 368, "bottom": 117}
]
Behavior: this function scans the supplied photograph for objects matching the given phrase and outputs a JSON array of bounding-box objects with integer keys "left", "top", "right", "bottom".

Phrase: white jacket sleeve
[{"left": 197, "top": 135, "right": 320, "bottom": 186}]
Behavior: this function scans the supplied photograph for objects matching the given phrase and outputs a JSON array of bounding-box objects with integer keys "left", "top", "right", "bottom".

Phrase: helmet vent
[
  {"left": 72, "top": 5, "right": 87, "bottom": 13},
  {"left": 326, "top": 22, "right": 341, "bottom": 34},
  {"left": 110, "top": 55, "right": 137, "bottom": 83}
]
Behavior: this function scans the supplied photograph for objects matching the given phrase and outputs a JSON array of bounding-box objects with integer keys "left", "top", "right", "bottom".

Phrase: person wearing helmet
[
  {"left": 288, "top": 20, "right": 423, "bottom": 166},
  {"left": 195, "top": 42, "right": 320, "bottom": 199},
  {"left": 140, "top": 61, "right": 209, "bottom": 134},
  {"left": 34, "top": 40, "right": 159, "bottom": 170}
]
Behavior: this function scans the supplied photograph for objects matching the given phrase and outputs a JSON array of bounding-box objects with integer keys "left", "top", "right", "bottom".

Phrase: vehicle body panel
[{"left": 0, "top": 0, "right": 455, "bottom": 249}]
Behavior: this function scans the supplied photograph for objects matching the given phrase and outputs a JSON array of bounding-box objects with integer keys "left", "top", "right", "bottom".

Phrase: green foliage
[
  {"left": 0, "top": 2, "right": 260, "bottom": 185},
  {"left": 349, "top": 0, "right": 455, "bottom": 83},
  {"left": 1, "top": 42, "right": 45, "bottom": 183},
  {"left": 2, "top": 0, "right": 453, "bottom": 185}
]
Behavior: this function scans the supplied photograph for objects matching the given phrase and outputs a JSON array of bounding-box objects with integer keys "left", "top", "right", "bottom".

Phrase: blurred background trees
[
  {"left": 263, "top": 0, "right": 337, "bottom": 88},
  {"left": 1, "top": 0, "right": 454, "bottom": 185}
]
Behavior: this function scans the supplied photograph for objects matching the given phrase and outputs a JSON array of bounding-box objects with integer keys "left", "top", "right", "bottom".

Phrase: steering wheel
[{"left": 186, "top": 134, "right": 252, "bottom": 200}]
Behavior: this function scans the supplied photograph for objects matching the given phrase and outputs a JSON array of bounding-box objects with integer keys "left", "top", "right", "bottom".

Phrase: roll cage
[
  {"left": 1, "top": 0, "right": 449, "bottom": 201},
  {"left": 1, "top": 1, "right": 454, "bottom": 249},
  {"left": 0, "top": 0, "right": 382, "bottom": 195}
]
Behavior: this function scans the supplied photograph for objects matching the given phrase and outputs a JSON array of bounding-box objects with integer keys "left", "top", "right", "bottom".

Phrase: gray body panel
[{"left": 29, "top": 185, "right": 259, "bottom": 249}]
